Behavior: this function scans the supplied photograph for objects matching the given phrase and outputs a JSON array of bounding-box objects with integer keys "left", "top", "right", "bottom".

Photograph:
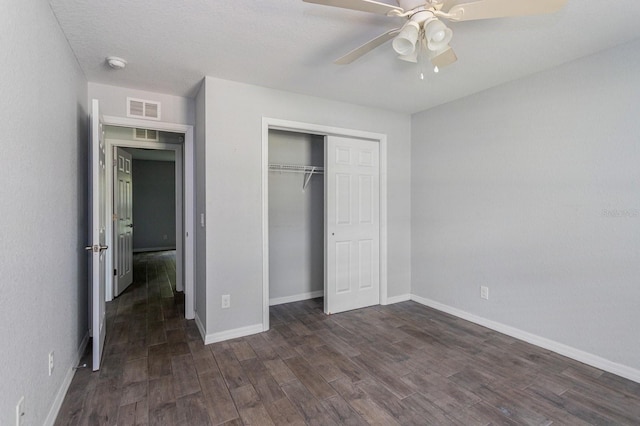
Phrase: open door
[
  {"left": 87, "top": 99, "right": 107, "bottom": 371},
  {"left": 114, "top": 147, "right": 134, "bottom": 296},
  {"left": 325, "top": 136, "right": 380, "bottom": 314}
]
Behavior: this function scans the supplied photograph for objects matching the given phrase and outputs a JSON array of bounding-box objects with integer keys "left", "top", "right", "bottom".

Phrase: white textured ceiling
[{"left": 49, "top": 0, "right": 640, "bottom": 114}]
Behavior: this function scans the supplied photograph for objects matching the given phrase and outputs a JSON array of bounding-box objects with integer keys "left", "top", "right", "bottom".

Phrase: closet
[{"left": 268, "top": 130, "right": 325, "bottom": 306}]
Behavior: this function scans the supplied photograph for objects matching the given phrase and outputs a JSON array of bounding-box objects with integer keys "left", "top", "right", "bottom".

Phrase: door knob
[{"left": 85, "top": 244, "right": 109, "bottom": 253}]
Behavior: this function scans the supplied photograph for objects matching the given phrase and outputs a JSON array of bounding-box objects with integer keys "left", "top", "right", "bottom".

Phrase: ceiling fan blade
[
  {"left": 303, "top": 0, "right": 403, "bottom": 16},
  {"left": 334, "top": 28, "right": 400, "bottom": 64},
  {"left": 430, "top": 46, "right": 457, "bottom": 68},
  {"left": 446, "top": 0, "right": 568, "bottom": 21}
]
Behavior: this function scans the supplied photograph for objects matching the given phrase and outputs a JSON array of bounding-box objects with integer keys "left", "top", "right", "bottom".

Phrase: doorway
[
  {"left": 101, "top": 115, "right": 195, "bottom": 320},
  {"left": 105, "top": 127, "right": 182, "bottom": 300},
  {"left": 262, "top": 118, "right": 389, "bottom": 331},
  {"left": 114, "top": 145, "right": 178, "bottom": 297}
]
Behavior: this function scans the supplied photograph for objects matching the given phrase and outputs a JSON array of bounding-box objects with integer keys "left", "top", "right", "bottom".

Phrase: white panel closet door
[
  {"left": 114, "top": 147, "right": 134, "bottom": 296},
  {"left": 325, "top": 135, "right": 380, "bottom": 314},
  {"left": 88, "top": 99, "right": 107, "bottom": 371}
]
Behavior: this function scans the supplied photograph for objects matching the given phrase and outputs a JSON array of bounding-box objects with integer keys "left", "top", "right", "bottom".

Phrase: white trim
[
  {"left": 133, "top": 246, "right": 177, "bottom": 253},
  {"left": 102, "top": 115, "right": 195, "bottom": 320},
  {"left": 269, "top": 290, "right": 324, "bottom": 306},
  {"left": 261, "top": 120, "right": 270, "bottom": 331},
  {"left": 261, "top": 117, "right": 388, "bottom": 332},
  {"left": 384, "top": 294, "right": 411, "bottom": 305},
  {"left": 203, "top": 324, "right": 264, "bottom": 345},
  {"left": 410, "top": 294, "right": 640, "bottom": 384},
  {"left": 43, "top": 333, "right": 89, "bottom": 426}
]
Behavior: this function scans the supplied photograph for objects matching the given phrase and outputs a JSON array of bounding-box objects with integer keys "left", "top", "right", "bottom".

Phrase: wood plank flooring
[{"left": 56, "top": 251, "right": 640, "bottom": 425}]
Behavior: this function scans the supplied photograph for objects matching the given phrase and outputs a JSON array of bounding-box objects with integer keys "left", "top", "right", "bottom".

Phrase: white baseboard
[
  {"left": 269, "top": 290, "right": 323, "bottom": 306},
  {"left": 384, "top": 293, "right": 411, "bottom": 305},
  {"left": 410, "top": 294, "right": 640, "bottom": 384},
  {"left": 133, "top": 246, "right": 176, "bottom": 253},
  {"left": 203, "top": 323, "right": 264, "bottom": 345},
  {"left": 44, "top": 332, "right": 90, "bottom": 426}
]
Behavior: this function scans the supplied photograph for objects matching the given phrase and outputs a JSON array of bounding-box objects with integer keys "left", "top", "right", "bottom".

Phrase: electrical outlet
[
  {"left": 221, "top": 294, "right": 231, "bottom": 309},
  {"left": 16, "top": 396, "right": 25, "bottom": 426},
  {"left": 480, "top": 286, "right": 489, "bottom": 300},
  {"left": 48, "top": 351, "right": 54, "bottom": 376},
  {"left": 163, "top": 234, "right": 168, "bottom": 240}
]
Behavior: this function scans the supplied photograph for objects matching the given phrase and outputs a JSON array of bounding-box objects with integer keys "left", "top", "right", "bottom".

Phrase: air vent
[
  {"left": 127, "top": 97, "right": 161, "bottom": 120},
  {"left": 133, "top": 128, "right": 159, "bottom": 141}
]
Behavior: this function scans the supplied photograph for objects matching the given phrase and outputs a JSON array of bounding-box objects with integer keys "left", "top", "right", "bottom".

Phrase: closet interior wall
[{"left": 268, "top": 130, "right": 324, "bottom": 305}]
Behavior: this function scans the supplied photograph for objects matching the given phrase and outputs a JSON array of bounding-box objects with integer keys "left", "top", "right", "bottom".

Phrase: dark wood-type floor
[{"left": 56, "top": 251, "right": 640, "bottom": 425}]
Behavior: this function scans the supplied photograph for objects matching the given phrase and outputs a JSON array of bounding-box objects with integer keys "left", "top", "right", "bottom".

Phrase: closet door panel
[{"left": 326, "top": 135, "right": 380, "bottom": 314}]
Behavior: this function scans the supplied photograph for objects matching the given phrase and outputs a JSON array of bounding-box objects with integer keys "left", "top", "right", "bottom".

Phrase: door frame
[
  {"left": 261, "top": 117, "right": 388, "bottom": 331},
  {"left": 102, "top": 115, "right": 195, "bottom": 320},
  {"left": 107, "top": 140, "right": 183, "bottom": 298}
]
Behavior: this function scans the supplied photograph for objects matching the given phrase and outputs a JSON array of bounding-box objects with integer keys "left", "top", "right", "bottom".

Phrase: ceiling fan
[{"left": 303, "top": 0, "right": 568, "bottom": 71}]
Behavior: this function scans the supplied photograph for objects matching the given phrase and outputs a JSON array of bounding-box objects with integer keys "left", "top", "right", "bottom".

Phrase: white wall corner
[
  {"left": 43, "top": 332, "right": 90, "bottom": 426},
  {"left": 195, "top": 312, "right": 207, "bottom": 342},
  {"left": 384, "top": 294, "right": 411, "bottom": 305},
  {"left": 203, "top": 324, "right": 264, "bottom": 345},
  {"left": 410, "top": 294, "right": 640, "bottom": 384}
]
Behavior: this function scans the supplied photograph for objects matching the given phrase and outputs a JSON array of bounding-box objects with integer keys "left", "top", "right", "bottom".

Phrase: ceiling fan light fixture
[
  {"left": 392, "top": 21, "right": 420, "bottom": 56},
  {"left": 424, "top": 18, "right": 452, "bottom": 52},
  {"left": 398, "top": 50, "right": 418, "bottom": 63}
]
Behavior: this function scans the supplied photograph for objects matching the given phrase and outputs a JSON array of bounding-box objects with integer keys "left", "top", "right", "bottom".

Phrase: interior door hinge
[{"left": 114, "top": 269, "right": 117, "bottom": 276}]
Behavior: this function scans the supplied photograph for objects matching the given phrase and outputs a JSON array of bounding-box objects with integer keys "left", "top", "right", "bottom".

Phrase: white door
[
  {"left": 325, "top": 136, "right": 380, "bottom": 314},
  {"left": 88, "top": 99, "right": 107, "bottom": 371},
  {"left": 114, "top": 147, "right": 134, "bottom": 296}
]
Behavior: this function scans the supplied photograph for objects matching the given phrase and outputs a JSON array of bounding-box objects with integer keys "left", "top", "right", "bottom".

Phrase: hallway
[{"left": 55, "top": 251, "right": 199, "bottom": 424}]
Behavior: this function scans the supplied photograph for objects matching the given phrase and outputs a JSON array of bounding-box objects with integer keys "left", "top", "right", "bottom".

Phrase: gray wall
[
  {"left": 269, "top": 130, "right": 324, "bottom": 302},
  {"left": 132, "top": 160, "right": 176, "bottom": 251},
  {"left": 411, "top": 39, "right": 640, "bottom": 373},
  {"left": 0, "top": 0, "right": 88, "bottom": 424},
  {"left": 202, "top": 76, "right": 412, "bottom": 337}
]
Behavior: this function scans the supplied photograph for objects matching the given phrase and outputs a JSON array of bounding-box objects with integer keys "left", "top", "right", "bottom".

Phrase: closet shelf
[{"left": 269, "top": 163, "right": 324, "bottom": 191}]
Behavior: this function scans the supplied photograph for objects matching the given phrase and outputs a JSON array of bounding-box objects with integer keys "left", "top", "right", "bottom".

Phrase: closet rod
[
  {"left": 268, "top": 163, "right": 324, "bottom": 173},
  {"left": 269, "top": 163, "right": 324, "bottom": 191}
]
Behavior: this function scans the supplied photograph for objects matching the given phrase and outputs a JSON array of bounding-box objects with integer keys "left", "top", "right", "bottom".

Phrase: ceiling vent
[
  {"left": 133, "top": 128, "right": 159, "bottom": 141},
  {"left": 127, "top": 97, "right": 161, "bottom": 121}
]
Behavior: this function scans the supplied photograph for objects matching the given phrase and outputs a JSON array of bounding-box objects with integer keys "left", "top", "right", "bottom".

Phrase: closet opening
[
  {"left": 263, "top": 118, "right": 388, "bottom": 332},
  {"left": 268, "top": 130, "right": 325, "bottom": 310}
]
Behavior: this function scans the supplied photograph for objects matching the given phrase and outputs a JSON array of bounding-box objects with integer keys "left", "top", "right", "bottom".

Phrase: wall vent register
[
  {"left": 127, "top": 97, "right": 161, "bottom": 121},
  {"left": 133, "top": 128, "right": 159, "bottom": 141}
]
